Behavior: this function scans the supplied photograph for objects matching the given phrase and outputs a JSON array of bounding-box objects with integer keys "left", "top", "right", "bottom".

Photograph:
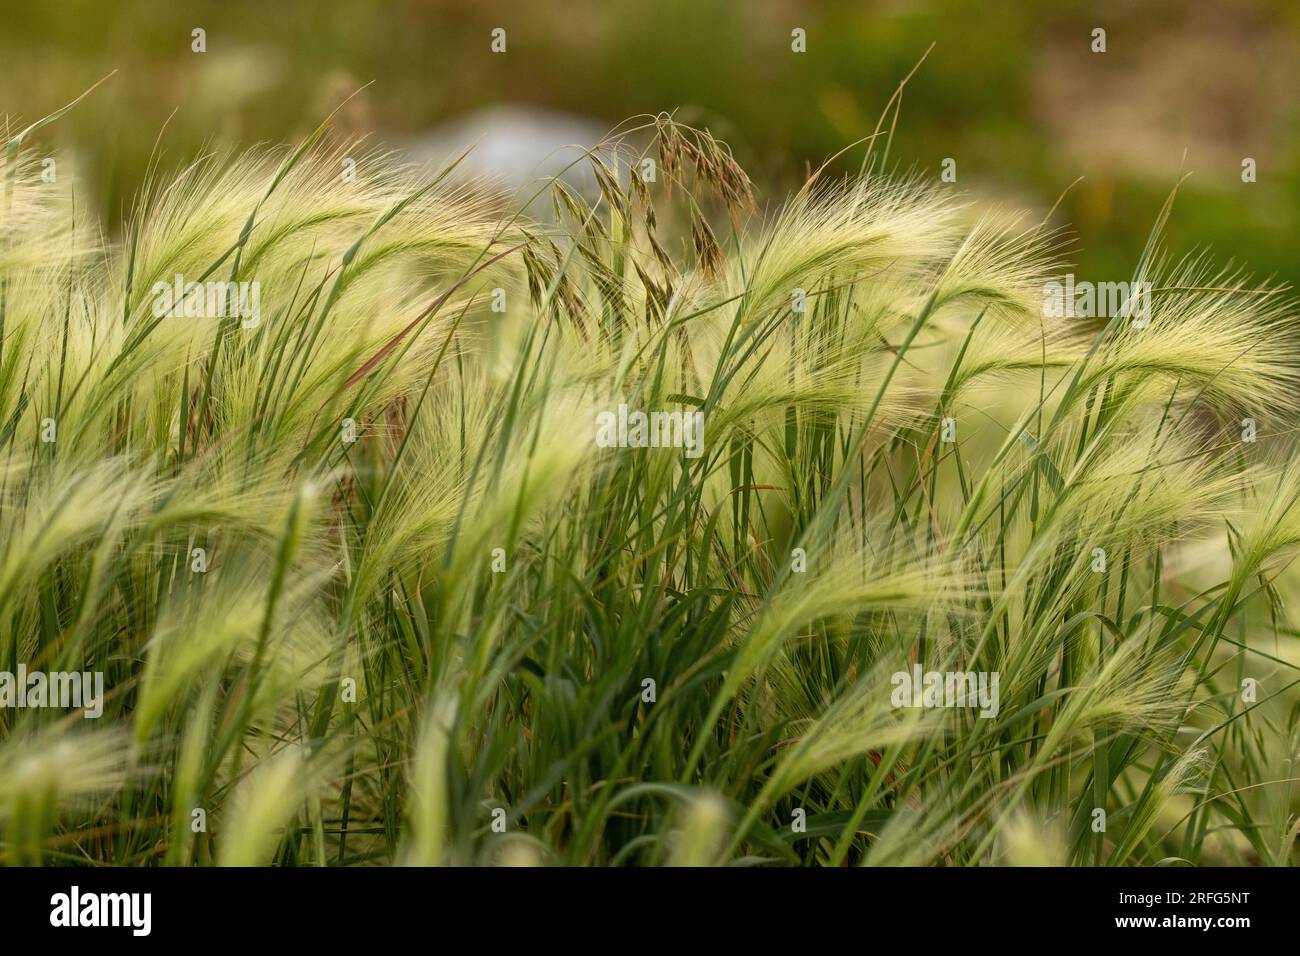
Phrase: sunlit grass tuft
[{"left": 0, "top": 105, "right": 1297, "bottom": 867}]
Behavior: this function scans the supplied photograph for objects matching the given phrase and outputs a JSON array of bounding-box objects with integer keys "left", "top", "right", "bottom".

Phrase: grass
[{"left": 0, "top": 100, "right": 1298, "bottom": 867}]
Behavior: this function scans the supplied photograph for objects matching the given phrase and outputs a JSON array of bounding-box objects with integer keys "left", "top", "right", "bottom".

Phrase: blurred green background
[{"left": 2, "top": 0, "right": 1297, "bottom": 285}]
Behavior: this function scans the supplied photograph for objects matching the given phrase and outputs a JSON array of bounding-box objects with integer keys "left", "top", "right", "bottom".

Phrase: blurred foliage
[{"left": 1, "top": 0, "right": 1297, "bottom": 284}]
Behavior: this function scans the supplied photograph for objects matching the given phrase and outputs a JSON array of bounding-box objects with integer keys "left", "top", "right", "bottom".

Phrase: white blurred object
[{"left": 403, "top": 104, "right": 619, "bottom": 204}]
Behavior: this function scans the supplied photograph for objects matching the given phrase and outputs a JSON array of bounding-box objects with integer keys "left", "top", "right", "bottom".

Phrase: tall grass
[{"left": 1, "top": 105, "right": 1297, "bottom": 867}]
